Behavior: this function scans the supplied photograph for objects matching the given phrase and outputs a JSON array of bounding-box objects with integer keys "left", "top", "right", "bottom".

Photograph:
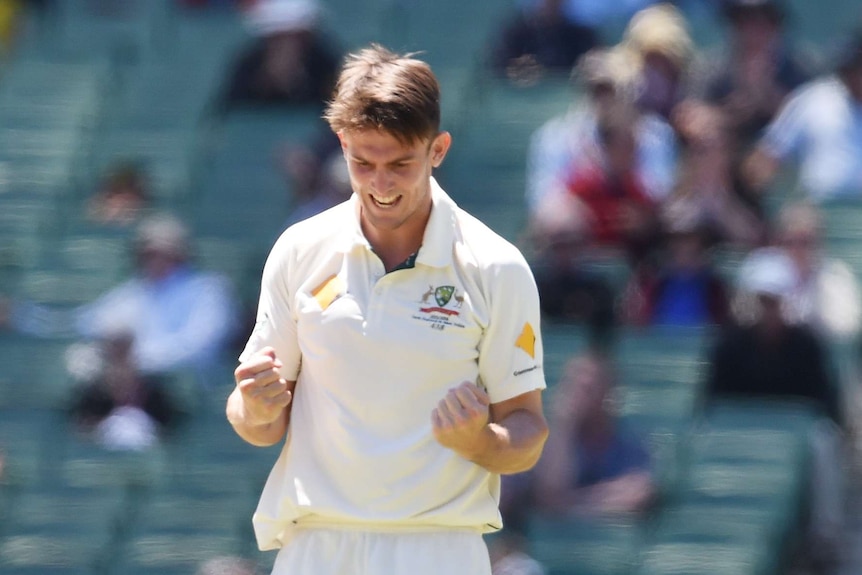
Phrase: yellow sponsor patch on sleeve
[
  {"left": 312, "top": 274, "right": 344, "bottom": 310},
  {"left": 515, "top": 322, "right": 536, "bottom": 359}
]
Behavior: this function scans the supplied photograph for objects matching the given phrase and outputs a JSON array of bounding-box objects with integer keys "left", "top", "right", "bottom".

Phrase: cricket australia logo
[{"left": 414, "top": 284, "right": 466, "bottom": 330}]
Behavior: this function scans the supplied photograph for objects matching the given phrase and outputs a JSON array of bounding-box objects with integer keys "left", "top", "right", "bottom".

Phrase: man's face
[
  {"left": 731, "top": 8, "right": 779, "bottom": 50},
  {"left": 137, "top": 248, "right": 179, "bottom": 281},
  {"left": 339, "top": 128, "right": 451, "bottom": 239}
]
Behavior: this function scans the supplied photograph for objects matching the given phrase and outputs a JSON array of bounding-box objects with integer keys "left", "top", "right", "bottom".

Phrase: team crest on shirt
[{"left": 413, "top": 284, "right": 466, "bottom": 330}]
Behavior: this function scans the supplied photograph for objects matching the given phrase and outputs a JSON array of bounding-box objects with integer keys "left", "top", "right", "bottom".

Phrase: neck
[{"left": 363, "top": 213, "right": 429, "bottom": 272}]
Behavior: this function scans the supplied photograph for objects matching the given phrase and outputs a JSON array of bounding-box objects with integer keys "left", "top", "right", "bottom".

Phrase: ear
[
  {"left": 430, "top": 131, "right": 452, "bottom": 168},
  {"left": 337, "top": 130, "right": 348, "bottom": 152}
]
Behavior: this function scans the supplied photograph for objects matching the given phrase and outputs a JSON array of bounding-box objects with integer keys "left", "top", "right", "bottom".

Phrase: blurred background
[{"left": 0, "top": 0, "right": 861, "bottom": 574}]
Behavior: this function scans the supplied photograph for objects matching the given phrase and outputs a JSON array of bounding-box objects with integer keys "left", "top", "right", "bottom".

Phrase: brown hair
[{"left": 323, "top": 44, "right": 441, "bottom": 144}]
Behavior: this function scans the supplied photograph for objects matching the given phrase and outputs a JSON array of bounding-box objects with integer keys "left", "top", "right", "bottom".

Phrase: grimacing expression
[{"left": 339, "top": 128, "right": 451, "bottom": 236}]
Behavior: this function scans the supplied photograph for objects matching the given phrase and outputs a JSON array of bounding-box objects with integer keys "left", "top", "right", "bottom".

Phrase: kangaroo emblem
[
  {"left": 421, "top": 285, "right": 434, "bottom": 303},
  {"left": 453, "top": 293, "right": 464, "bottom": 308}
]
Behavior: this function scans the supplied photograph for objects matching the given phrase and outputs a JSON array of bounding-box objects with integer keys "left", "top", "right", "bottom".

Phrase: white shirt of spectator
[{"left": 761, "top": 76, "right": 862, "bottom": 200}]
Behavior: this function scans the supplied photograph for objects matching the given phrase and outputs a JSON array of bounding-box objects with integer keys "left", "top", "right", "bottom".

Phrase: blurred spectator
[
  {"left": 490, "top": 0, "right": 599, "bottom": 85},
  {"left": 525, "top": 190, "right": 616, "bottom": 342},
  {"left": 280, "top": 130, "right": 351, "bottom": 228},
  {"left": 620, "top": 3, "right": 695, "bottom": 122},
  {"left": 525, "top": 47, "right": 677, "bottom": 216},
  {"left": 219, "top": 0, "right": 340, "bottom": 111},
  {"left": 666, "top": 101, "right": 765, "bottom": 247},
  {"left": 708, "top": 247, "right": 840, "bottom": 422},
  {"left": 533, "top": 352, "right": 655, "bottom": 517},
  {"left": 621, "top": 214, "right": 729, "bottom": 327},
  {"left": 196, "top": 555, "right": 259, "bottom": 575},
  {"left": 694, "top": 0, "right": 813, "bottom": 146},
  {"left": 777, "top": 202, "right": 861, "bottom": 341},
  {"left": 87, "top": 161, "right": 152, "bottom": 227},
  {"left": 743, "top": 30, "right": 862, "bottom": 200},
  {"left": 705, "top": 246, "right": 845, "bottom": 566},
  {"left": 66, "top": 331, "right": 184, "bottom": 451},
  {"left": 518, "top": 0, "right": 659, "bottom": 31},
  {"left": 5, "top": 213, "right": 239, "bottom": 385},
  {"left": 563, "top": 100, "right": 661, "bottom": 264}
]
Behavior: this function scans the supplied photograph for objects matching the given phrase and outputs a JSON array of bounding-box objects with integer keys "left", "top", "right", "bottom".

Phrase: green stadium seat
[
  {"left": 539, "top": 322, "right": 591, "bottom": 390},
  {"left": 701, "top": 398, "right": 825, "bottom": 435},
  {"left": 112, "top": 482, "right": 254, "bottom": 575},
  {"left": 527, "top": 515, "right": 644, "bottom": 575},
  {"left": 676, "top": 460, "right": 807, "bottom": 516},
  {"left": 88, "top": 128, "right": 198, "bottom": 198},
  {"left": 633, "top": 540, "right": 778, "bottom": 575},
  {"left": 16, "top": 268, "right": 117, "bottom": 305},
  {"left": 613, "top": 326, "right": 712, "bottom": 388},
  {"left": 0, "top": 337, "right": 76, "bottom": 410},
  {"left": 0, "top": 483, "right": 125, "bottom": 575},
  {"left": 646, "top": 502, "right": 787, "bottom": 551},
  {"left": 618, "top": 382, "right": 698, "bottom": 431},
  {"left": 0, "top": 408, "right": 60, "bottom": 486},
  {"left": 58, "top": 438, "right": 169, "bottom": 493}
]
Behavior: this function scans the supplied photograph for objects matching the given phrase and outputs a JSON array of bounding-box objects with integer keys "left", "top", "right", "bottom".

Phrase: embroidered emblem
[
  {"left": 515, "top": 322, "right": 536, "bottom": 359},
  {"left": 421, "top": 285, "right": 435, "bottom": 304},
  {"left": 434, "top": 285, "right": 455, "bottom": 307},
  {"left": 414, "top": 284, "right": 467, "bottom": 329},
  {"left": 312, "top": 274, "right": 344, "bottom": 310}
]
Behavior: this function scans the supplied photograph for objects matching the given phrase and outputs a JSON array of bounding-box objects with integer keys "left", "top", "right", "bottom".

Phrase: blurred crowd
[{"left": 497, "top": 0, "right": 862, "bottom": 573}]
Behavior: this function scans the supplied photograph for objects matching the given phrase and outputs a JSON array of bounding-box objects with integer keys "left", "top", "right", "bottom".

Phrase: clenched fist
[
  {"left": 431, "top": 381, "right": 491, "bottom": 459},
  {"left": 233, "top": 346, "right": 294, "bottom": 427}
]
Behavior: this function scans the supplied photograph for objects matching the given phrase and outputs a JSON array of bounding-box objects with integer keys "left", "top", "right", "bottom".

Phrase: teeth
[{"left": 372, "top": 195, "right": 398, "bottom": 206}]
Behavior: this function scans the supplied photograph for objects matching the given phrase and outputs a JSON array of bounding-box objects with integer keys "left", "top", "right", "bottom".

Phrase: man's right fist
[{"left": 233, "top": 347, "right": 294, "bottom": 426}]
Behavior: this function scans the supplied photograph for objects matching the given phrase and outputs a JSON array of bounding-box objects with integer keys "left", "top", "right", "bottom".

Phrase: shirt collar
[{"left": 337, "top": 177, "right": 457, "bottom": 269}]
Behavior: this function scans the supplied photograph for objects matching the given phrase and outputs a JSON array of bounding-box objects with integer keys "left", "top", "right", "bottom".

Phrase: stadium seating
[
  {"left": 527, "top": 516, "right": 644, "bottom": 575},
  {"left": 0, "top": 1, "right": 859, "bottom": 573},
  {"left": 0, "top": 483, "right": 125, "bottom": 574}
]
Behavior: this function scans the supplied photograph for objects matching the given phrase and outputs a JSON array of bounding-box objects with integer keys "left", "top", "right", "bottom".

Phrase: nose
[{"left": 371, "top": 168, "right": 393, "bottom": 195}]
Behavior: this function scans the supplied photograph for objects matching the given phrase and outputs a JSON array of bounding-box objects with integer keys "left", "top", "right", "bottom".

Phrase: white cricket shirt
[{"left": 240, "top": 178, "right": 546, "bottom": 550}]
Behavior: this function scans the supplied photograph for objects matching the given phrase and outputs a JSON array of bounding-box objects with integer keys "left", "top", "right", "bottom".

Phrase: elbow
[
  {"left": 528, "top": 418, "right": 551, "bottom": 468},
  {"left": 229, "top": 420, "right": 287, "bottom": 447},
  {"left": 511, "top": 417, "right": 550, "bottom": 474}
]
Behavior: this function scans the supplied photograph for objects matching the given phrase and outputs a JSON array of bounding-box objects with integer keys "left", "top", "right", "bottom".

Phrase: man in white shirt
[
  {"left": 227, "top": 45, "right": 549, "bottom": 575},
  {"left": 744, "top": 31, "right": 862, "bottom": 200},
  {"left": 525, "top": 47, "right": 677, "bottom": 217},
  {"left": 5, "top": 213, "right": 239, "bottom": 384}
]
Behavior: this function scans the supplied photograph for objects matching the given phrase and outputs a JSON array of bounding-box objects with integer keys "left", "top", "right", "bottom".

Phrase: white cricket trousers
[{"left": 270, "top": 527, "right": 493, "bottom": 575}]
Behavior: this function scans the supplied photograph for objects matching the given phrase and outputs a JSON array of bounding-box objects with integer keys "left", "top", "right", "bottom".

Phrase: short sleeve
[
  {"left": 477, "top": 255, "right": 546, "bottom": 404},
  {"left": 239, "top": 246, "right": 302, "bottom": 380}
]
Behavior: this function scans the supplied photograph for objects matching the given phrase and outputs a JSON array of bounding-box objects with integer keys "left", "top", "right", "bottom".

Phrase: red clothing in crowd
[{"left": 565, "top": 165, "right": 655, "bottom": 245}]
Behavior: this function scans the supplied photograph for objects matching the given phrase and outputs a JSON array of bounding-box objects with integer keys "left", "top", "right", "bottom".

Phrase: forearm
[
  {"left": 226, "top": 386, "right": 290, "bottom": 447},
  {"left": 464, "top": 408, "right": 549, "bottom": 474}
]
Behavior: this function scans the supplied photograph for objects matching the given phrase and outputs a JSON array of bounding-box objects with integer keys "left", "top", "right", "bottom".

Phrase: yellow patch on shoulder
[
  {"left": 312, "top": 274, "right": 344, "bottom": 310},
  {"left": 515, "top": 322, "right": 536, "bottom": 359}
]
